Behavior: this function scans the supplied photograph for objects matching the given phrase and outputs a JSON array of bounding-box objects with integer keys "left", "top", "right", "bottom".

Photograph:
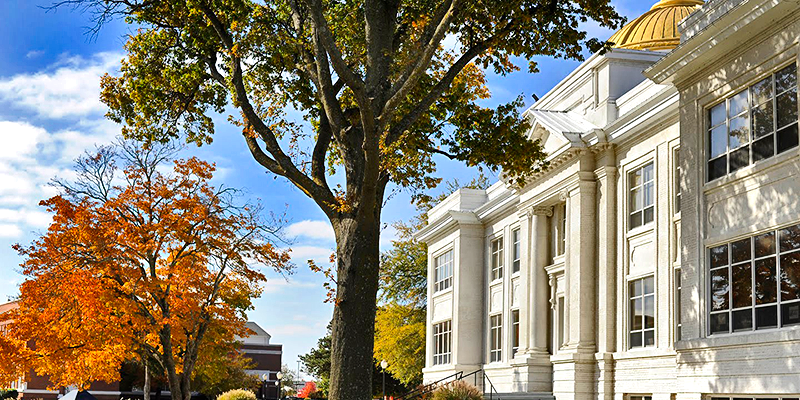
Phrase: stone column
[
  {"left": 529, "top": 206, "right": 552, "bottom": 354},
  {"left": 566, "top": 171, "right": 597, "bottom": 351},
  {"left": 515, "top": 208, "right": 532, "bottom": 355}
]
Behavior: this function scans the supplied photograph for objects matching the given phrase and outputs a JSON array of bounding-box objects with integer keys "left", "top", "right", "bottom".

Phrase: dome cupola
[{"left": 608, "top": 0, "right": 704, "bottom": 51}]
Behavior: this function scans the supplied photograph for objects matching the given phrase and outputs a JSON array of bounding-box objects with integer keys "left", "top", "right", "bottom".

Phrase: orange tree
[
  {"left": 48, "top": 1, "right": 624, "bottom": 399},
  {"left": 0, "top": 141, "right": 290, "bottom": 400}
]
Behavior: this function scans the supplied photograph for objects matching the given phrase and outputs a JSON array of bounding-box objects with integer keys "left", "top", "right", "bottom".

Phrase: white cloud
[
  {"left": 262, "top": 278, "right": 316, "bottom": 294},
  {"left": 0, "top": 209, "right": 52, "bottom": 228},
  {"left": 0, "top": 224, "right": 23, "bottom": 238},
  {"left": 286, "top": 220, "right": 335, "bottom": 241},
  {"left": 269, "top": 324, "right": 317, "bottom": 336},
  {"left": 0, "top": 52, "right": 121, "bottom": 119},
  {"left": 288, "top": 245, "right": 335, "bottom": 263},
  {"left": 25, "top": 50, "right": 44, "bottom": 59}
]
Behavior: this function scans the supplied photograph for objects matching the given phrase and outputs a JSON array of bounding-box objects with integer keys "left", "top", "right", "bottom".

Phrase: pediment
[{"left": 524, "top": 109, "right": 599, "bottom": 152}]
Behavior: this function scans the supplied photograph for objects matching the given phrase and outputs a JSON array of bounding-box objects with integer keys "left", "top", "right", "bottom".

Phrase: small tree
[{"left": 0, "top": 141, "right": 291, "bottom": 400}]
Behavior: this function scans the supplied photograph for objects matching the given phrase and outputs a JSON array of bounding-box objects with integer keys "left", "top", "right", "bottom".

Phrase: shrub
[
  {"left": 430, "top": 381, "right": 482, "bottom": 400},
  {"left": 217, "top": 389, "right": 257, "bottom": 400},
  {"left": 0, "top": 389, "right": 18, "bottom": 400}
]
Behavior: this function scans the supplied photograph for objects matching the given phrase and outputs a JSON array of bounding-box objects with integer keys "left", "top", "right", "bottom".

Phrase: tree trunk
[
  {"left": 328, "top": 212, "right": 382, "bottom": 400},
  {"left": 143, "top": 363, "right": 151, "bottom": 400}
]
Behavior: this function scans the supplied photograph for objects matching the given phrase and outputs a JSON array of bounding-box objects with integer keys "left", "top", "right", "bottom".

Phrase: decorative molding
[
  {"left": 532, "top": 206, "right": 554, "bottom": 217},
  {"left": 549, "top": 275, "right": 558, "bottom": 310},
  {"left": 559, "top": 190, "right": 570, "bottom": 201}
]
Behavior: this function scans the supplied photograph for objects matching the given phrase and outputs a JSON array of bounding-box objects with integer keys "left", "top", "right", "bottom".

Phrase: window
[
  {"left": 629, "top": 276, "right": 655, "bottom": 348},
  {"left": 674, "top": 148, "right": 682, "bottom": 214},
  {"left": 511, "top": 310, "right": 520, "bottom": 355},
  {"left": 489, "top": 314, "right": 502, "bottom": 362},
  {"left": 675, "top": 269, "right": 682, "bottom": 341},
  {"left": 708, "top": 222, "right": 800, "bottom": 335},
  {"left": 512, "top": 229, "right": 521, "bottom": 273},
  {"left": 434, "top": 250, "right": 454, "bottom": 292},
  {"left": 433, "top": 320, "right": 452, "bottom": 365},
  {"left": 707, "top": 63, "right": 799, "bottom": 181},
  {"left": 629, "top": 162, "right": 655, "bottom": 230},
  {"left": 629, "top": 396, "right": 652, "bottom": 400},
  {"left": 491, "top": 237, "right": 504, "bottom": 281},
  {"left": 551, "top": 203, "right": 567, "bottom": 258}
]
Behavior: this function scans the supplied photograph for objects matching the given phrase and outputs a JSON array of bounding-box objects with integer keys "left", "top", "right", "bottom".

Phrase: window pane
[
  {"left": 630, "top": 211, "right": 642, "bottom": 230},
  {"left": 781, "top": 252, "right": 800, "bottom": 301},
  {"left": 643, "top": 163, "right": 654, "bottom": 182},
  {"left": 729, "top": 114, "right": 750, "bottom": 148},
  {"left": 643, "top": 182, "right": 654, "bottom": 207},
  {"left": 755, "top": 231, "right": 777, "bottom": 257},
  {"left": 782, "top": 302, "right": 800, "bottom": 326},
  {"left": 731, "top": 238, "right": 752, "bottom": 263},
  {"left": 632, "top": 280, "right": 642, "bottom": 297},
  {"left": 753, "top": 135, "right": 775, "bottom": 162},
  {"left": 709, "top": 156, "right": 727, "bottom": 181},
  {"left": 732, "top": 262, "right": 752, "bottom": 308},
  {"left": 710, "top": 312, "right": 729, "bottom": 334},
  {"left": 711, "top": 245, "right": 729, "bottom": 268},
  {"left": 709, "top": 125, "right": 728, "bottom": 158},
  {"left": 755, "top": 257, "right": 777, "bottom": 304},
  {"left": 729, "top": 90, "right": 748, "bottom": 116},
  {"left": 780, "top": 223, "right": 800, "bottom": 252},
  {"left": 711, "top": 268, "right": 730, "bottom": 311},
  {"left": 631, "top": 187, "right": 642, "bottom": 211},
  {"left": 776, "top": 63, "right": 797, "bottom": 94},
  {"left": 644, "top": 277, "right": 655, "bottom": 294},
  {"left": 710, "top": 102, "right": 726, "bottom": 127},
  {"left": 752, "top": 76, "right": 774, "bottom": 105},
  {"left": 776, "top": 91, "right": 798, "bottom": 128},
  {"left": 756, "top": 305, "right": 778, "bottom": 329},
  {"left": 644, "top": 296, "right": 655, "bottom": 329},
  {"left": 732, "top": 309, "right": 753, "bottom": 331},
  {"left": 630, "top": 331, "right": 642, "bottom": 348},
  {"left": 632, "top": 298, "right": 643, "bottom": 330},
  {"left": 753, "top": 100, "right": 775, "bottom": 139},
  {"left": 777, "top": 123, "right": 799, "bottom": 153},
  {"left": 630, "top": 168, "right": 642, "bottom": 188},
  {"left": 729, "top": 145, "right": 750, "bottom": 172}
]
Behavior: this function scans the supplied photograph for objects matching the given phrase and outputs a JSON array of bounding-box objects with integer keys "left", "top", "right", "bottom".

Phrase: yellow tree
[{"left": 0, "top": 141, "right": 291, "bottom": 400}]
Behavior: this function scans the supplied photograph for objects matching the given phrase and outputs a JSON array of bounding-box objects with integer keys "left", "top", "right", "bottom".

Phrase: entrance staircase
[{"left": 396, "top": 370, "right": 554, "bottom": 400}]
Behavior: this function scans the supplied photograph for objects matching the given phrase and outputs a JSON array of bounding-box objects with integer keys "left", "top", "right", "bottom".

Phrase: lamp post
[
  {"left": 261, "top": 373, "right": 270, "bottom": 400},
  {"left": 276, "top": 372, "right": 284, "bottom": 400},
  {"left": 380, "top": 360, "right": 388, "bottom": 400}
]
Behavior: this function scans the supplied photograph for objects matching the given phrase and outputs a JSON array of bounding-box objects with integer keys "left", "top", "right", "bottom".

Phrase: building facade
[{"left": 417, "top": 1, "right": 800, "bottom": 399}]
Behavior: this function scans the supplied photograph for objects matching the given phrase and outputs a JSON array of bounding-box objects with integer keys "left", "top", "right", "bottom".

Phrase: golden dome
[{"left": 608, "top": 0, "right": 704, "bottom": 51}]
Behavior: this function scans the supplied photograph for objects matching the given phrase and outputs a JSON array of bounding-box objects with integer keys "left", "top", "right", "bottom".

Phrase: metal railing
[{"left": 396, "top": 369, "right": 500, "bottom": 400}]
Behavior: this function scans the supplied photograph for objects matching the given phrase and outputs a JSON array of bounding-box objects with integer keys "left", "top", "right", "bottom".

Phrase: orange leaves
[{"left": 0, "top": 142, "right": 291, "bottom": 391}]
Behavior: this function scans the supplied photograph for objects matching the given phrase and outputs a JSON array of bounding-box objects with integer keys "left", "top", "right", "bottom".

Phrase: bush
[
  {"left": 217, "top": 389, "right": 257, "bottom": 400},
  {"left": 0, "top": 389, "right": 18, "bottom": 400},
  {"left": 430, "top": 381, "right": 482, "bottom": 400}
]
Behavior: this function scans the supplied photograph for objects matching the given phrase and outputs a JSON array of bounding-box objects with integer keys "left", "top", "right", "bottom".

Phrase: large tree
[
  {"left": 52, "top": 1, "right": 623, "bottom": 399},
  {"left": 0, "top": 141, "right": 290, "bottom": 400}
]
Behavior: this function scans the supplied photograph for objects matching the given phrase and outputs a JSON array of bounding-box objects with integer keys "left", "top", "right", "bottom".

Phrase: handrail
[{"left": 397, "top": 369, "right": 501, "bottom": 400}]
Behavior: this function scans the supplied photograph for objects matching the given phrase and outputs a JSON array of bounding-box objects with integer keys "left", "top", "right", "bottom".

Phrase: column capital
[{"left": 532, "top": 206, "right": 553, "bottom": 217}]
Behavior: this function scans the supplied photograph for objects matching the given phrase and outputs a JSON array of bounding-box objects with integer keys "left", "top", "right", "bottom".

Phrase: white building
[{"left": 416, "top": 1, "right": 800, "bottom": 399}]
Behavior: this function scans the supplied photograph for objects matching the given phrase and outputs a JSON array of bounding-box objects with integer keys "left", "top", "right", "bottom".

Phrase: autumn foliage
[
  {"left": 297, "top": 382, "right": 318, "bottom": 399},
  {"left": 0, "top": 141, "right": 291, "bottom": 400}
]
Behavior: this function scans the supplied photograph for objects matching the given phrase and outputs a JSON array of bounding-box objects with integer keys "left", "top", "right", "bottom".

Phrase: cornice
[{"left": 413, "top": 210, "right": 481, "bottom": 243}]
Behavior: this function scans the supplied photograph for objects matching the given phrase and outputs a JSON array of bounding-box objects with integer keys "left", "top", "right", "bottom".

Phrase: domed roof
[{"left": 608, "top": 0, "right": 704, "bottom": 51}]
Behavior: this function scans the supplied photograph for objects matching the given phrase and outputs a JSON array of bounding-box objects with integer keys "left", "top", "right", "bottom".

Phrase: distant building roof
[{"left": 238, "top": 321, "right": 272, "bottom": 346}]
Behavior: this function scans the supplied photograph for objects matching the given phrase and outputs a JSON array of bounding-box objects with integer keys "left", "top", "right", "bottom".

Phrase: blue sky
[{"left": 0, "top": 0, "right": 651, "bottom": 380}]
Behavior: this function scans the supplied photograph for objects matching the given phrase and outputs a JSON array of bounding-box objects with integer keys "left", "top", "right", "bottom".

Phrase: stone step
[{"left": 487, "top": 392, "right": 555, "bottom": 400}]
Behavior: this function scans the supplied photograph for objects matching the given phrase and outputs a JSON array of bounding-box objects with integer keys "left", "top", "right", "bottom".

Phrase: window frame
[
  {"left": 432, "top": 320, "right": 452, "bottom": 365},
  {"left": 706, "top": 62, "right": 799, "bottom": 182},
  {"left": 629, "top": 276, "right": 656, "bottom": 349},
  {"left": 674, "top": 147, "right": 682, "bottom": 215},
  {"left": 511, "top": 309, "right": 520, "bottom": 355},
  {"left": 628, "top": 161, "right": 655, "bottom": 231},
  {"left": 490, "top": 236, "right": 504, "bottom": 282},
  {"left": 489, "top": 314, "right": 503, "bottom": 362},
  {"left": 707, "top": 221, "right": 800, "bottom": 336},
  {"left": 512, "top": 228, "right": 521, "bottom": 274},
  {"left": 433, "top": 249, "right": 454, "bottom": 293}
]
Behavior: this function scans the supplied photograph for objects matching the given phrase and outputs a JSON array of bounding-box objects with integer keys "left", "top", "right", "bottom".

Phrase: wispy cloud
[
  {"left": 0, "top": 52, "right": 121, "bottom": 119},
  {"left": 0, "top": 224, "right": 23, "bottom": 238},
  {"left": 286, "top": 220, "right": 335, "bottom": 241},
  {"left": 25, "top": 50, "right": 44, "bottom": 59}
]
